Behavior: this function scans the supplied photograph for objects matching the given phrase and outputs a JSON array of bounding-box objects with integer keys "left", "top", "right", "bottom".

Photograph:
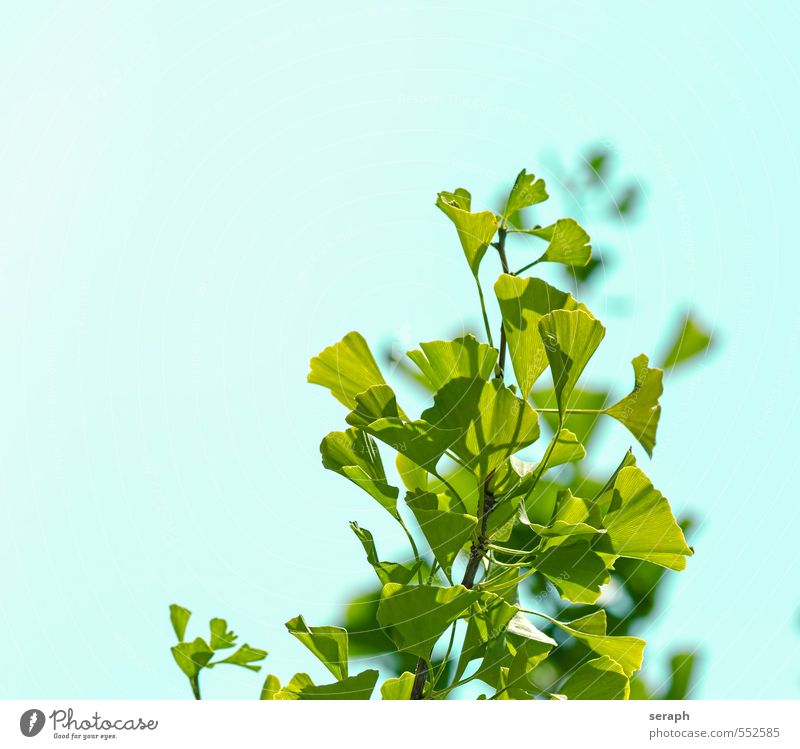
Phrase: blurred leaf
[
  {"left": 436, "top": 189, "right": 498, "bottom": 277},
  {"left": 561, "top": 656, "right": 630, "bottom": 699},
  {"left": 503, "top": 169, "right": 548, "bottom": 219},
  {"left": 169, "top": 604, "right": 191, "bottom": 642},
  {"left": 612, "top": 185, "right": 639, "bottom": 217},
  {"left": 407, "top": 335, "right": 498, "bottom": 391},
  {"left": 539, "top": 309, "right": 606, "bottom": 418},
  {"left": 215, "top": 644, "right": 268, "bottom": 671},
  {"left": 171, "top": 637, "right": 214, "bottom": 679},
  {"left": 663, "top": 651, "right": 698, "bottom": 700},
  {"left": 494, "top": 274, "right": 587, "bottom": 398},
  {"left": 320, "top": 428, "right": 399, "bottom": 519},
  {"left": 208, "top": 618, "right": 237, "bottom": 650},
  {"left": 585, "top": 149, "right": 610, "bottom": 183},
  {"left": 285, "top": 614, "right": 348, "bottom": 681},
  {"left": 659, "top": 312, "right": 713, "bottom": 370},
  {"left": 605, "top": 354, "right": 663, "bottom": 457},
  {"left": 308, "top": 332, "right": 387, "bottom": 410}
]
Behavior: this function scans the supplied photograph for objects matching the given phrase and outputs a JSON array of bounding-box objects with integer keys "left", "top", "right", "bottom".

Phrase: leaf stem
[
  {"left": 513, "top": 258, "right": 542, "bottom": 276},
  {"left": 474, "top": 277, "right": 495, "bottom": 348},
  {"left": 189, "top": 674, "right": 201, "bottom": 700},
  {"left": 535, "top": 408, "right": 605, "bottom": 415}
]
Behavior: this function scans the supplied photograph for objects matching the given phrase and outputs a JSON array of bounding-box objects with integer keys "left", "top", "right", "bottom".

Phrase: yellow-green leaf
[
  {"left": 285, "top": 614, "right": 348, "bottom": 681},
  {"left": 436, "top": 190, "right": 498, "bottom": 277}
]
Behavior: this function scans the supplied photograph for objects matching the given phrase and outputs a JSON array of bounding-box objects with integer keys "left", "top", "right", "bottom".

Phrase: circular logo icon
[{"left": 19, "top": 709, "right": 45, "bottom": 738}]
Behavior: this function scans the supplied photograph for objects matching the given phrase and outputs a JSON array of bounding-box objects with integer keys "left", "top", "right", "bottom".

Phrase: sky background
[{"left": 1, "top": 1, "right": 799, "bottom": 699}]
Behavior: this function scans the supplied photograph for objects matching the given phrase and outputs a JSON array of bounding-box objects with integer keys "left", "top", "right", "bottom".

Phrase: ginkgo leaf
[
  {"left": 507, "top": 638, "right": 554, "bottom": 691},
  {"left": 259, "top": 674, "right": 281, "bottom": 700},
  {"left": 171, "top": 637, "right": 214, "bottom": 679},
  {"left": 503, "top": 169, "right": 548, "bottom": 219},
  {"left": 377, "top": 583, "right": 481, "bottom": 659},
  {"left": 396, "top": 453, "right": 428, "bottom": 492},
  {"left": 345, "top": 384, "right": 400, "bottom": 428},
  {"left": 454, "top": 593, "right": 518, "bottom": 681},
  {"left": 404, "top": 490, "right": 477, "bottom": 577},
  {"left": 169, "top": 604, "right": 191, "bottom": 642},
  {"left": 406, "top": 335, "right": 498, "bottom": 392},
  {"left": 532, "top": 386, "right": 609, "bottom": 448},
  {"left": 320, "top": 428, "right": 399, "bottom": 519},
  {"left": 527, "top": 489, "right": 606, "bottom": 546},
  {"left": 380, "top": 672, "right": 416, "bottom": 700},
  {"left": 552, "top": 610, "right": 645, "bottom": 677},
  {"left": 421, "top": 377, "right": 540, "bottom": 481},
  {"left": 494, "top": 275, "right": 588, "bottom": 398},
  {"left": 285, "top": 615, "right": 348, "bottom": 681},
  {"left": 214, "top": 644, "right": 268, "bottom": 671},
  {"left": 659, "top": 312, "right": 713, "bottom": 370},
  {"left": 605, "top": 354, "right": 663, "bottom": 457},
  {"left": 522, "top": 218, "right": 592, "bottom": 267},
  {"left": 560, "top": 656, "right": 630, "bottom": 700},
  {"left": 532, "top": 541, "right": 612, "bottom": 604},
  {"left": 360, "top": 417, "right": 461, "bottom": 475},
  {"left": 350, "top": 522, "right": 421, "bottom": 586},
  {"left": 308, "top": 332, "right": 387, "bottom": 409},
  {"left": 490, "top": 430, "right": 585, "bottom": 500},
  {"left": 209, "top": 618, "right": 237, "bottom": 650},
  {"left": 436, "top": 190, "right": 498, "bottom": 277},
  {"left": 274, "top": 670, "right": 378, "bottom": 700},
  {"left": 538, "top": 309, "right": 606, "bottom": 418},
  {"left": 596, "top": 466, "right": 693, "bottom": 570}
]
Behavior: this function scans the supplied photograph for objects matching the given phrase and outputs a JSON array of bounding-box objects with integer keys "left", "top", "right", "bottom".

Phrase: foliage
[{"left": 170, "top": 152, "right": 711, "bottom": 700}]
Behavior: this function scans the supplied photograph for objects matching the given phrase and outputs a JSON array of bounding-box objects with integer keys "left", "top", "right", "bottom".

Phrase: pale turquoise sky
[{"left": 1, "top": 1, "right": 799, "bottom": 699}]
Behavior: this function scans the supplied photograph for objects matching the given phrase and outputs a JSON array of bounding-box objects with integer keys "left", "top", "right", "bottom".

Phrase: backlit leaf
[
  {"left": 524, "top": 218, "right": 592, "bottom": 267},
  {"left": 285, "top": 615, "right": 348, "bottom": 681},
  {"left": 561, "top": 656, "right": 630, "bottom": 699},
  {"left": 169, "top": 604, "right": 191, "bottom": 642},
  {"left": 215, "top": 644, "right": 268, "bottom": 671},
  {"left": 377, "top": 583, "right": 481, "bottom": 659},
  {"left": 406, "top": 335, "right": 498, "bottom": 391},
  {"left": 494, "top": 275, "right": 587, "bottom": 398},
  {"left": 605, "top": 354, "right": 663, "bottom": 457},
  {"left": 532, "top": 540, "right": 612, "bottom": 604},
  {"left": 436, "top": 190, "right": 498, "bottom": 277},
  {"left": 538, "top": 309, "right": 606, "bottom": 418},
  {"left": 320, "top": 428, "right": 399, "bottom": 519},
  {"left": 350, "top": 522, "right": 422, "bottom": 586},
  {"left": 209, "top": 618, "right": 237, "bottom": 650},
  {"left": 380, "top": 671, "right": 416, "bottom": 700},
  {"left": 259, "top": 674, "right": 281, "bottom": 700},
  {"left": 171, "top": 637, "right": 213, "bottom": 679},
  {"left": 503, "top": 169, "right": 548, "bottom": 218},
  {"left": 308, "top": 332, "right": 387, "bottom": 409},
  {"left": 274, "top": 670, "right": 378, "bottom": 700}
]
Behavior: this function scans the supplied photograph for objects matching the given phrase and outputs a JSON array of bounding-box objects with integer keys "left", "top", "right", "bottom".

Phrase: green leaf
[
  {"left": 377, "top": 583, "right": 481, "bottom": 659},
  {"left": 345, "top": 384, "right": 400, "bottom": 428},
  {"left": 532, "top": 540, "right": 612, "bottom": 604},
  {"left": 503, "top": 169, "right": 548, "bottom": 218},
  {"left": 663, "top": 651, "right": 698, "bottom": 700},
  {"left": 396, "top": 453, "right": 428, "bottom": 492},
  {"left": 494, "top": 275, "right": 587, "bottom": 398},
  {"left": 560, "top": 656, "right": 630, "bottom": 699},
  {"left": 597, "top": 466, "right": 693, "bottom": 570},
  {"left": 274, "top": 670, "right": 379, "bottom": 700},
  {"left": 507, "top": 638, "right": 554, "bottom": 691},
  {"left": 527, "top": 489, "right": 606, "bottom": 546},
  {"left": 215, "top": 644, "right": 268, "bottom": 671},
  {"left": 169, "top": 604, "right": 191, "bottom": 642},
  {"left": 552, "top": 610, "right": 645, "bottom": 677},
  {"left": 538, "top": 309, "right": 606, "bottom": 418},
  {"left": 308, "top": 331, "right": 387, "bottom": 409},
  {"left": 350, "top": 522, "right": 421, "bottom": 586},
  {"left": 404, "top": 490, "right": 477, "bottom": 577},
  {"left": 406, "top": 335, "right": 498, "bottom": 392},
  {"left": 208, "top": 618, "right": 237, "bottom": 650},
  {"left": 171, "top": 637, "right": 214, "bottom": 679},
  {"left": 532, "top": 386, "right": 609, "bottom": 448},
  {"left": 260, "top": 674, "right": 281, "bottom": 700},
  {"left": 320, "top": 428, "right": 399, "bottom": 519},
  {"left": 421, "top": 378, "right": 540, "bottom": 481},
  {"left": 605, "top": 354, "right": 663, "bottom": 457},
  {"left": 524, "top": 219, "right": 592, "bottom": 267},
  {"left": 659, "top": 312, "right": 713, "bottom": 370},
  {"left": 285, "top": 615, "right": 348, "bottom": 681},
  {"left": 380, "top": 671, "right": 416, "bottom": 700},
  {"left": 490, "top": 430, "right": 585, "bottom": 500},
  {"left": 436, "top": 190, "right": 498, "bottom": 277}
]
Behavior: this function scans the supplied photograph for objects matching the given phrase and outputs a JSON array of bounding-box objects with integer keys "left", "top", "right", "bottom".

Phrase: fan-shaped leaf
[
  {"left": 285, "top": 615, "right": 348, "bottom": 681},
  {"left": 561, "top": 656, "right": 630, "bottom": 699},
  {"left": 436, "top": 190, "right": 498, "bottom": 277},
  {"left": 605, "top": 354, "right": 662, "bottom": 457},
  {"left": 523, "top": 218, "right": 592, "bottom": 267},
  {"left": 407, "top": 335, "right": 498, "bottom": 391},
  {"left": 503, "top": 169, "right": 548, "bottom": 218}
]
